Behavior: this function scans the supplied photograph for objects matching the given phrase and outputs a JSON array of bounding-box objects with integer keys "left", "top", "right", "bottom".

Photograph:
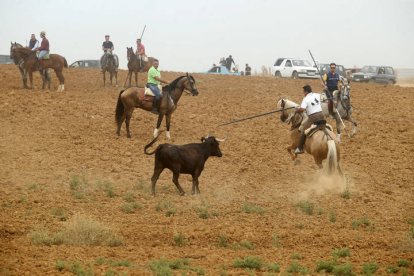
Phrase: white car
[{"left": 273, "top": 58, "right": 319, "bottom": 79}]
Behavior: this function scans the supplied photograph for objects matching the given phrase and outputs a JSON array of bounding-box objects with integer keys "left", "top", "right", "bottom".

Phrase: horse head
[
  {"left": 341, "top": 83, "right": 351, "bottom": 101},
  {"left": 126, "top": 47, "right": 134, "bottom": 61},
  {"left": 277, "top": 98, "right": 298, "bottom": 124},
  {"left": 10, "top": 42, "right": 21, "bottom": 59},
  {"left": 184, "top": 73, "right": 198, "bottom": 96}
]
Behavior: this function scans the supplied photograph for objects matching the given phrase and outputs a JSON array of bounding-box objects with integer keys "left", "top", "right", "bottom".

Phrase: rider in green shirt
[{"left": 147, "top": 59, "right": 169, "bottom": 114}]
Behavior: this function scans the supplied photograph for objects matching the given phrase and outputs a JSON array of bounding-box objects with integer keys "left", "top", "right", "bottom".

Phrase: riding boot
[
  {"left": 294, "top": 133, "right": 307, "bottom": 154},
  {"left": 151, "top": 98, "right": 159, "bottom": 114}
]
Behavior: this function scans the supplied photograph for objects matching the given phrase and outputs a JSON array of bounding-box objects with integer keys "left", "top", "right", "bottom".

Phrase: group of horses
[{"left": 9, "top": 41, "right": 357, "bottom": 175}]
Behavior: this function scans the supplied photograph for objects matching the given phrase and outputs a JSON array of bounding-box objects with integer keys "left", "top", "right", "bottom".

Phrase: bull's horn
[{"left": 215, "top": 137, "right": 226, "bottom": 142}]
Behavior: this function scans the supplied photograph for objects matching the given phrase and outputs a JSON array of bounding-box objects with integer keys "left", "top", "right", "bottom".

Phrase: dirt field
[{"left": 1, "top": 64, "right": 413, "bottom": 275}]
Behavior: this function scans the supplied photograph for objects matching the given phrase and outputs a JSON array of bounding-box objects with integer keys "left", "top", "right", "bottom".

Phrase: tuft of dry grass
[{"left": 29, "top": 214, "right": 122, "bottom": 247}]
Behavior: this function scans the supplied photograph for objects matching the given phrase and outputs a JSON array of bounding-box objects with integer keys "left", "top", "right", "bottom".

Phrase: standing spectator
[
  {"left": 245, "top": 64, "right": 252, "bottom": 76},
  {"left": 225, "top": 55, "right": 235, "bottom": 71}
]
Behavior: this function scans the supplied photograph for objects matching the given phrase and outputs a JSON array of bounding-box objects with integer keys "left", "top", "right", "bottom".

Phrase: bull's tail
[
  {"left": 326, "top": 140, "right": 338, "bottom": 174},
  {"left": 63, "top": 58, "right": 68, "bottom": 68},
  {"left": 115, "top": 90, "right": 125, "bottom": 125},
  {"left": 144, "top": 131, "right": 164, "bottom": 155}
]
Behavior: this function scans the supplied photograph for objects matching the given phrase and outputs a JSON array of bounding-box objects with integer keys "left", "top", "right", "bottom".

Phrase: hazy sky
[{"left": 1, "top": 0, "right": 413, "bottom": 72}]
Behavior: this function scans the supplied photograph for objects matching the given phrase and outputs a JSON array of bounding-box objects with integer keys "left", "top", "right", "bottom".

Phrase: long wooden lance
[{"left": 218, "top": 106, "right": 296, "bottom": 127}]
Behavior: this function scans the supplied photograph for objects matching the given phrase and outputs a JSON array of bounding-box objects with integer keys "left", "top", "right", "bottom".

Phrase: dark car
[
  {"left": 318, "top": 63, "right": 347, "bottom": 78},
  {"left": 351, "top": 66, "right": 396, "bottom": 84},
  {"left": 69, "top": 60, "right": 100, "bottom": 68}
]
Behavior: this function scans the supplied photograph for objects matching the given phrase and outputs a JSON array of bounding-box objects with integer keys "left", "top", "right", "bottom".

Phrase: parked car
[
  {"left": 205, "top": 65, "right": 241, "bottom": 76},
  {"left": 69, "top": 60, "right": 100, "bottom": 68},
  {"left": 351, "top": 66, "right": 396, "bottom": 84},
  {"left": 318, "top": 63, "right": 347, "bottom": 78},
  {"left": 273, "top": 58, "right": 318, "bottom": 79}
]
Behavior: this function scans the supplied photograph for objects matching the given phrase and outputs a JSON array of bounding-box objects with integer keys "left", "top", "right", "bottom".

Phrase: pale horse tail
[{"left": 327, "top": 140, "right": 338, "bottom": 174}]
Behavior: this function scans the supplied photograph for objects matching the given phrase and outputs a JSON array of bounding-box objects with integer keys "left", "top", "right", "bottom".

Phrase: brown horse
[
  {"left": 10, "top": 42, "right": 51, "bottom": 89},
  {"left": 277, "top": 98, "right": 342, "bottom": 174},
  {"left": 115, "top": 74, "right": 198, "bottom": 139},
  {"left": 125, "top": 47, "right": 139, "bottom": 87},
  {"left": 10, "top": 44, "right": 67, "bottom": 92},
  {"left": 101, "top": 52, "right": 118, "bottom": 87}
]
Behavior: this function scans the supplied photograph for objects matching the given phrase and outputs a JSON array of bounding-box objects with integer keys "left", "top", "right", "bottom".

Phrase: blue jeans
[
  {"left": 38, "top": 50, "right": 49, "bottom": 59},
  {"left": 147, "top": 83, "right": 161, "bottom": 100}
]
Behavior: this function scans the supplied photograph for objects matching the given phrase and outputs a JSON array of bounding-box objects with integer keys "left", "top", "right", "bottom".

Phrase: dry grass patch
[{"left": 29, "top": 214, "right": 122, "bottom": 246}]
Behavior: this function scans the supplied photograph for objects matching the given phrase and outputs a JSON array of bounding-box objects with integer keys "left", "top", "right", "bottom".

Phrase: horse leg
[
  {"left": 19, "top": 68, "right": 28, "bottom": 89},
  {"left": 115, "top": 71, "right": 118, "bottom": 87},
  {"left": 154, "top": 114, "right": 164, "bottom": 138},
  {"left": 165, "top": 114, "right": 172, "bottom": 140},
  {"left": 128, "top": 71, "right": 132, "bottom": 87},
  {"left": 28, "top": 70, "right": 34, "bottom": 89},
  {"left": 125, "top": 108, "right": 134, "bottom": 138},
  {"left": 103, "top": 71, "right": 106, "bottom": 87},
  {"left": 287, "top": 145, "right": 296, "bottom": 160},
  {"left": 116, "top": 112, "right": 126, "bottom": 136},
  {"left": 348, "top": 116, "right": 358, "bottom": 137},
  {"left": 336, "top": 117, "right": 342, "bottom": 143},
  {"left": 135, "top": 71, "right": 138, "bottom": 86},
  {"left": 313, "top": 156, "right": 323, "bottom": 169},
  {"left": 55, "top": 70, "right": 65, "bottom": 92},
  {"left": 110, "top": 71, "right": 113, "bottom": 86}
]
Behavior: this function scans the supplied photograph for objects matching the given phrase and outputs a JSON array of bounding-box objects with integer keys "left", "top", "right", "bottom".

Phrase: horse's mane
[
  {"left": 163, "top": 75, "right": 194, "bottom": 92},
  {"left": 14, "top": 46, "right": 35, "bottom": 59}
]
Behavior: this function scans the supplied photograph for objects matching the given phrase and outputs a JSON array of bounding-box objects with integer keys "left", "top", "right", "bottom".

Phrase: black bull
[{"left": 144, "top": 135, "right": 224, "bottom": 196}]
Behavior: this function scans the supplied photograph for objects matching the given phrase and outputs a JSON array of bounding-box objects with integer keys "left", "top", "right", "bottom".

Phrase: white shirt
[
  {"left": 29, "top": 40, "right": 39, "bottom": 51},
  {"left": 300, "top": 92, "right": 322, "bottom": 115}
]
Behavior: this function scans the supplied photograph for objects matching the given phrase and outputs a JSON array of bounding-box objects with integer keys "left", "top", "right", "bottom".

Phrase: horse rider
[
  {"left": 225, "top": 55, "right": 235, "bottom": 71},
  {"left": 135, "top": 38, "right": 146, "bottom": 71},
  {"left": 147, "top": 59, "right": 169, "bottom": 114},
  {"left": 294, "top": 85, "right": 326, "bottom": 154},
  {"left": 245, "top": 63, "right": 252, "bottom": 76},
  {"left": 323, "top": 62, "right": 341, "bottom": 117},
  {"left": 101, "top": 35, "right": 119, "bottom": 71},
  {"left": 33, "top": 31, "right": 49, "bottom": 70},
  {"left": 28, "top": 34, "right": 39, "bottom": 51}
]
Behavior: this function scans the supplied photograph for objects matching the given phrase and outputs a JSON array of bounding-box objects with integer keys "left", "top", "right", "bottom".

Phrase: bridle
[
  {"left": 280, "top": 99, "right": 303, "bottom": 130},
  {"left": 185, "top": 73, "right": 198, "bottom": 96}
]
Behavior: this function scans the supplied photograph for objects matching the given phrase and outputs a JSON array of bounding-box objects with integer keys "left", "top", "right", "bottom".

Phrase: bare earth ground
[{"left": 0, "top": 64, "right": 413, "bottom": 275}]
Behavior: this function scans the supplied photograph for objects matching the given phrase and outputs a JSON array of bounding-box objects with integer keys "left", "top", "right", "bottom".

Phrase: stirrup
[{"left": 294, "top": 148, "right": 304, "bottom": 154}]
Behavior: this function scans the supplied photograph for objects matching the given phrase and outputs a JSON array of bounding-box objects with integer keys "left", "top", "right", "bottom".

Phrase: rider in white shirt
[{"left": 294, "top": 85, "right": 326, "bottom": 154}]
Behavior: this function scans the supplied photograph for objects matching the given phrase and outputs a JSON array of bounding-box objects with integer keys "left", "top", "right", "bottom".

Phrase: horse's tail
[
  {"left": 327, "top": 140, "right": 338, "bottom": 174},
  {"left": 144, "top": 131, "right": 164, "bottom": 155},
  {"left": 115, "top": 90, "right": 125, "bottom": 125},
  {"left": 63, "top": 58, "right": 68, "bottom": 68}
]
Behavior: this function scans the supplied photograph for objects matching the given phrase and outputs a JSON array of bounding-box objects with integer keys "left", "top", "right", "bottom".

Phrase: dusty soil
[{"left": 1, "top": 64, "right": 413, "bottom": 275}]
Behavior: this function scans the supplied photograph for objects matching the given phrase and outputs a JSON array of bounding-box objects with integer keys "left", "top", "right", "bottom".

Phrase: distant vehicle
[
  {"left": 205, "top": 65, "right": 241, "bottom": 76},
  {"left": 69, "top": 60, "right": 100, "bottom": 68},
  {"left": 273, "top": 58, "right": 318, "bottom": 79},
  {"left": 318, "top": 63, "right": 347, "bottom": 78},
  {"left": 0, "top": 55, "right": 13, "bottom": 64},
  {"left": 351, "top": 66, "right": 396, "bottom": 84}
]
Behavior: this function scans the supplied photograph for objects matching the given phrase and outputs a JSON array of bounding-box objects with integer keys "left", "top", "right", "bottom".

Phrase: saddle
[
  {"left": 304, "top": 120, "right": 333, "bottom": 138},
  {"left": 144, "top": 85, "right": 163, "bottom": 96},
  {"left": 138, "top": 88, "right": 154, "bottom": 102}
]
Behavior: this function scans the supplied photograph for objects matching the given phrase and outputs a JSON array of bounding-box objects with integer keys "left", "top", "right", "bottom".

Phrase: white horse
[
  {"left": 276, "top": 98, "right": 342, "bottom": 174},
  {"left": 320, "top": 80, "right": 357, "bottom": 142}
]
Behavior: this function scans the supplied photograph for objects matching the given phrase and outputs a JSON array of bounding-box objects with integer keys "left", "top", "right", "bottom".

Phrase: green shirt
[{"left": 147, "top": 66, "right": 161, "bottom": 85}]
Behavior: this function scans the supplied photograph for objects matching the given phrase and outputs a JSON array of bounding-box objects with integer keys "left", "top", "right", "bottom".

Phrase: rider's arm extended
[{"left": 154, "top": 76, "right": 169, "bottom": 85}]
